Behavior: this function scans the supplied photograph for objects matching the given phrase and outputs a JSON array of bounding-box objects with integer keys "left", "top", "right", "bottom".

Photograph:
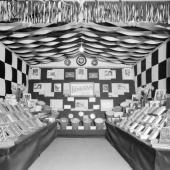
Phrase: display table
[
  {"left": 0, "top": 122, "right": 57, "bottom": 170},
  {"left": 57, "top": 129, "right": 106, "bottom": 137},
  {"left": 105, "top": 122, "right": 170, "bottom": 170}
]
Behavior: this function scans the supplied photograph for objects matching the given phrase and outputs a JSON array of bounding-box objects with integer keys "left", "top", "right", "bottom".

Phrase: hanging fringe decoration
[{"left": 0, "top": 0, "right": 169, "bottom": 24}]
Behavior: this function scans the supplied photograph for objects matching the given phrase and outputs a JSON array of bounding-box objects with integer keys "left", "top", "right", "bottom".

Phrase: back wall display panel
[{"left": 29, "top": 67, "right": 135, "bottom": 118}]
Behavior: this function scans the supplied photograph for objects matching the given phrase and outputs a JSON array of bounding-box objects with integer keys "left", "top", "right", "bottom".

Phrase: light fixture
[{"left": 79, "top": 42, "right": 84, "bottom": 53}]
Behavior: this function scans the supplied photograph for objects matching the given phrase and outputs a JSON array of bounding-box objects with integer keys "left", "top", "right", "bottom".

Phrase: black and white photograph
[
  {"left": 33, "top": 83, "right": 42, "bottom": 92},
  {"left": 102, "top": 84, "right": 109, "bottom": 93},
  {"left": 0, "top": 1, "right": 169, "bottom": 170},
  {"left": 76, "top": 68, "right": 87, "bottom": 80},
  {"left": 122, "top": 68, "right": 134, "bottom": 80},
  {"left": 99, "top": 69, "right": 116, "bottom": 80},
  {"left": 30, "top": 68, "right": 41, "bottom": 79},
  {"left": 54, "top": 83, "right": 62, "bottom": 92}
]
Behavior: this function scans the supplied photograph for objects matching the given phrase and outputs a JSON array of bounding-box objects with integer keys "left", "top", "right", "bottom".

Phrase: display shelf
[
  {"left": 105, "top": 122, "right": 170, "bottom": 170},
  {"left": 0, "top": 122, "right": 57, "bottom": 170},
  {"left": 107, "top": 122, "right": 151, "bottom": 146},
  {"left": 115, "top": 105, "right": 167, "bottom": 142}
]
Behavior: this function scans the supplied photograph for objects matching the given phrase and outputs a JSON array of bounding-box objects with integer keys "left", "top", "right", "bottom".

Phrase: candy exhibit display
[{"left": 0, "top": 101, "right": 46, "bottom": 148}]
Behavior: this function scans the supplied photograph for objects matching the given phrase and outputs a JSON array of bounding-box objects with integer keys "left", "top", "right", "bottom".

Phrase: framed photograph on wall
[
  {"left": 122, "top": 68, "right": 134, "bottom": 80},
  {"left": 103, "top": 84, "right": 109, "bottom": 93},
  {"left": 154, "top": 89, "right": 166, "bottom": 101},
  {"left": 99, "top": 69, "right": 116, "bottom": 80},
  {"left": 75, "top": 99, "right": 88, "bottom": 111},
  {"left": 33, "top": 83, "right": 42, "bottom": 92},
  {"left": 76, "top": 68, "right": 87, "bottom": 80},
  {"left": 54, "top": 83, "right": 62, "bottom": 92},
  {"left": 29, "top": 68, "right": 41, "bottom": 79}
]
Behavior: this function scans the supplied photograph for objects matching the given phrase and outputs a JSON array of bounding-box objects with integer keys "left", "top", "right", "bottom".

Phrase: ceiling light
[{"left": 79, "top": 44, "right": 84, "bottom": 53}]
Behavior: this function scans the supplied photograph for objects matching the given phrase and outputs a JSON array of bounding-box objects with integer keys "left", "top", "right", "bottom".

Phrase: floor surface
[{"left": 29, "top": 138, "right": 132, "bottom": 170}]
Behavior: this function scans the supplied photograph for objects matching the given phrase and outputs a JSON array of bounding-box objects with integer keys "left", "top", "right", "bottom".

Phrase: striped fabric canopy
[{"left": 0, "top": 21, "right": 169, "bottom": 65}]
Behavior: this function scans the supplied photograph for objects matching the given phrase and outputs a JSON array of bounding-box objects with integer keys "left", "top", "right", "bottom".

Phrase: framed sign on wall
[{"left": 70, "top": 82, "right": 94, "bottom": 97}]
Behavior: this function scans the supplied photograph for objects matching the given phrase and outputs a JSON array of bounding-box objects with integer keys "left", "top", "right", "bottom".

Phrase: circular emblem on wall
[
  {"left": 91, "top": 59, "right": 98, "bottom": 66},
  {"left": 76, "top": 55, "right": 87, "bottom": 66},
  {"left": 64, "top": 58, "right": 71, "bottom": 66}
]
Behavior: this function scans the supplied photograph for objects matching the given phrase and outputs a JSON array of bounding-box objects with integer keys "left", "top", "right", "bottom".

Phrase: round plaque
[
  {"left": 91, "top": 59, "right": 98, "bottom": 66},
  {"left": 76, "top": 55, "right": 87, "bottom": 66},
  {"left": 64, "top": 58, "right": 71, "bottom": 66}
]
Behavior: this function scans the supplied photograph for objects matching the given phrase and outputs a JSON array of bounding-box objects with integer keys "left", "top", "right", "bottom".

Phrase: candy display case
[
  {"left": 110, "top": 104, "right": 167, "bottom": 143},
  {"left": 0, "top": 101, "right": 46, "bottom": 147}
]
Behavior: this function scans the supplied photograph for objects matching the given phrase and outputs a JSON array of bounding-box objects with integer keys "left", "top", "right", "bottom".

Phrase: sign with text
[{"left": 70, "top": 82, "right": 94, "bottom": 97}]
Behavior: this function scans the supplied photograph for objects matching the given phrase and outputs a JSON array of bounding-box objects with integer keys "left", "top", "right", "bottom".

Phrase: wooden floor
[{"left": 29, "top": 138, "right": 132, "bottom": 170}]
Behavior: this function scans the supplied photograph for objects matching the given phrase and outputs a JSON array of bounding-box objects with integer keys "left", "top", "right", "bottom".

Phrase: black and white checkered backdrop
[
  {"left": 0, "top": 44, "right": 29, "bottom": 98},
  {"left": 134, "top": 40, "right": 170, "bottom": 97}
]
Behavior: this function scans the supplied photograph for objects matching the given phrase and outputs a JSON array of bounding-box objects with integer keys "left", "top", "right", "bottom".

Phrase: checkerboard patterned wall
[
  {"left": 0, "top": 44, "right": 29, "bottom": 98},
  {"left": 134, "top": 40, "right": 170, "bottom": 97}
]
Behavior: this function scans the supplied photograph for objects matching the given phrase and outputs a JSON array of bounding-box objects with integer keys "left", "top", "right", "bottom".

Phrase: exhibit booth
[{"left": 0, "top": 0, "right": 170, "bottom": 170}]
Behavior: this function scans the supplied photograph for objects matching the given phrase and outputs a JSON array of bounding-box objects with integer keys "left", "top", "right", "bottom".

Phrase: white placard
[
  {"left": 66, "top": 126, "right": 72, "bottom": 130},
  {"left": 67, "top": 97, "right": 74, "bottom": 101},
  {"left": 90, "top": 126, "right": 96, "bottom": 130},
  {"left": 93, "top": 105, "right": 100, "bottom": 110},
  {"left": 89, "top": 97, "right": 96, "bottom": 102},
  {"left": 78, "top": 126, "right": 84, "bottom": 130},
  {"left": 64, "top": 105, "right": 71, "bottom": 109}
]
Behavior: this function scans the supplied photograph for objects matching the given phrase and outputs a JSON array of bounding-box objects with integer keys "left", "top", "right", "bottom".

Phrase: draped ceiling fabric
[{"left": 0, "top": 0, "right": 170, "bottom": 65}]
